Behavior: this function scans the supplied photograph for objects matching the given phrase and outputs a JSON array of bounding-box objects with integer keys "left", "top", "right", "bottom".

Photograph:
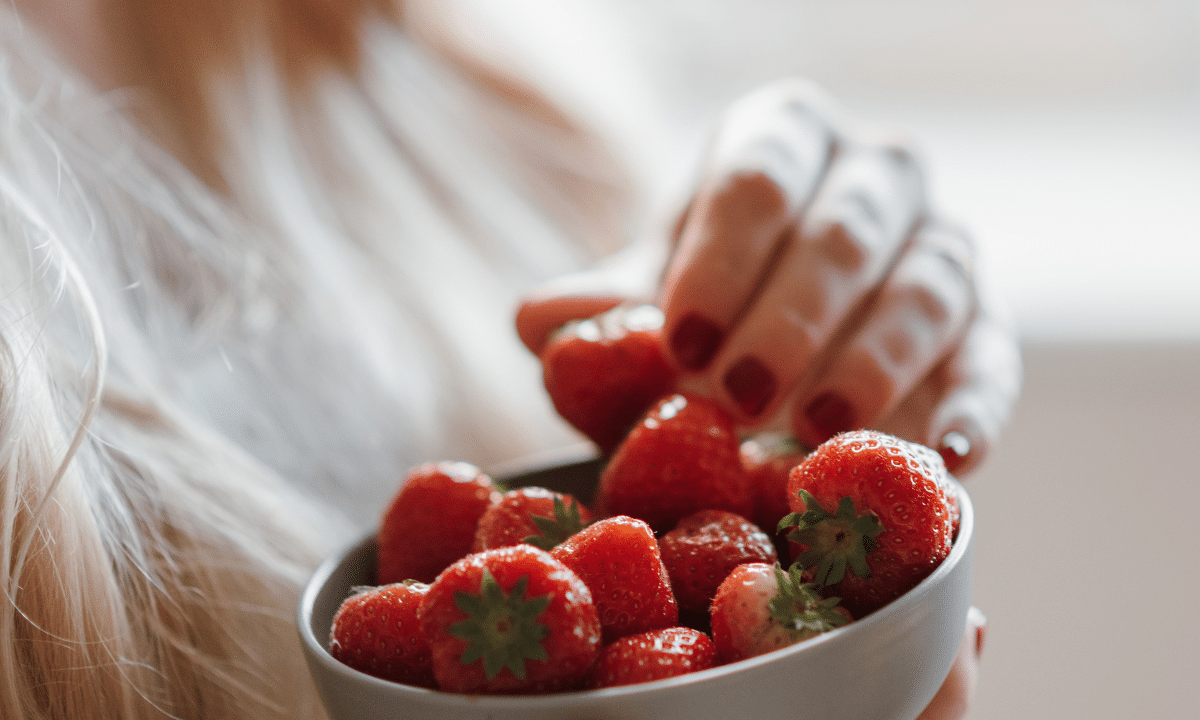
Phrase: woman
[{"left": 0, "top": 1, "right": 1015, "bottom": 717}]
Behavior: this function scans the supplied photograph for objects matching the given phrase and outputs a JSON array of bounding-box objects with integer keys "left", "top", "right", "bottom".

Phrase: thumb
[{"left": 515, "top": 238, "right": 668, "bottom": 356}]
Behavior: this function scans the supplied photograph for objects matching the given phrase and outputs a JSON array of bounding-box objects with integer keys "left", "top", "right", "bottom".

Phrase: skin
[{"left": 15, "top": 3, "right": 995, "bottom": 716}]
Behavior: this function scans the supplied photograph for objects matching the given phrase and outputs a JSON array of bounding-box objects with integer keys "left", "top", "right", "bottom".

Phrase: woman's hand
[
  {"left": 918, "top": 607, "right": 987, "bottom": 720},
  {"left": 517, "top": 78, "right": 1020, "bottom": 476}
]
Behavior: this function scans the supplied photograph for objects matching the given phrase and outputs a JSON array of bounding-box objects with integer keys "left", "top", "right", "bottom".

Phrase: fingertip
[
  {"left": 668, "top": 312, "right": 724, "bottom": 371},
  {"left": 937, "top": 430, "right": 971, "bottom": 475},
  {"left": 514, "top": 295, "right": 624, "bottom": 357},
  {"left": 932, "top": 418, "right": 990, "bottom": 477},
  {"left": 968, "top": 606, "right": 987, "bottom": 659}
]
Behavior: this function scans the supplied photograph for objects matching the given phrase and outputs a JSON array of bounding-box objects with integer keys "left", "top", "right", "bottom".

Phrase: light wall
[{"left": 452, "top": 0, "right": 1200, "bottom": 341}]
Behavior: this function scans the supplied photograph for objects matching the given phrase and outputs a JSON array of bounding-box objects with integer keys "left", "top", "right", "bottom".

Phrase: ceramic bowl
[{"left": 298, "top": 455, "right": 975, "bottom": 720}]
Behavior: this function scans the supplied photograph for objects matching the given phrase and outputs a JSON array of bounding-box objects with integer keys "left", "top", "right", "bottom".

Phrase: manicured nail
[
  {"left": 968, "top": 606, "right": 987, "bottom": 658},
  {"left": 723, "top": 356, "right": 776, "bottom": 418},
  {"left": 804, "top": 392, "right": 855, "bottom": 440},
  {"left": 938, "top": 431, "right": 971, "bottom": 474},
  {"left": 669, "top": 313, "right": 723, "bottom": 370}
]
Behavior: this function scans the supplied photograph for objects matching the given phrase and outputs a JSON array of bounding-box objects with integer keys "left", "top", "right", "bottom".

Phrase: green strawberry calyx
[
  {"left": 778, "top": 489, "right": 885, "bottom": 586},
  {"left": 448, "top": 569, "right": 551, "bottom": 680},
  {"left": 769, "top": 562, "right": 851, "bottom": 636},
  {"left": 522, "top": 495, "right": 589, "bottom": 551}
]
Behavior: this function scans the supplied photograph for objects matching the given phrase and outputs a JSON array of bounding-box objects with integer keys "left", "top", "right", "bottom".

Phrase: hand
[
  {"left": 517, "top": 78, "right": 1021, "bottom": 476},
  {"left": 919, "top": 606, "right": 987, "bottom": 720}
]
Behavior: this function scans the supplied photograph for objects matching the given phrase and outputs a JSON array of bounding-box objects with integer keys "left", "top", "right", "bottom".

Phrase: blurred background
[{"left": 444, "top": 1, "right": 1200, "bottom": 717}]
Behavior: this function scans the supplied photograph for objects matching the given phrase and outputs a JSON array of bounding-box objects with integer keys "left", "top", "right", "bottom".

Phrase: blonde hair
[{"left": 0, "top": 2, "right": 632, "bottom": 717}]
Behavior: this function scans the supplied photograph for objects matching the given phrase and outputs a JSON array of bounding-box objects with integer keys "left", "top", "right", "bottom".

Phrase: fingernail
[
  {"left": 723, "top": 356, "right": 776, "bottom": 417},
  {"left": 938, "top": 431, "right": 971, "bottom": 474},
  {"left": 804, "top": 392, "right": 855, "bottom": 440},
  {"left": 969, "top": 606, "right": 987, "bottom": 658},
  {"left": 669, "top": 313, "right": 723, "bottom": 370}
]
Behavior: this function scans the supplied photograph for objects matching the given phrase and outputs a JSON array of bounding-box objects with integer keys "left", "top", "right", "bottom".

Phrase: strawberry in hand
[
  {"left": 710, "top": 562, "right": 851, "bottom": 664},
  {"left": 781, "top": 430, "right": 956, "bottom": 617},
  {"left": 419, "top": 545, "right": 601, "bottom": 694},
  {"left": 540, "top": 304, "right": 677, "bottom": 454}
]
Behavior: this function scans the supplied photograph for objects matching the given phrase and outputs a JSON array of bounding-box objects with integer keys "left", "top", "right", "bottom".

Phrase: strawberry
[
  {"left": 329, "top": 581, "right": 436, "bottom": 688},
  {"left": 740, "top": 434, "right": 811, "bottom": 541},
  {"left": 595, "top": 394, "right": 752, "bottom": 532},
  {"left": 781, "top": 430, "right": 955, "bottom": 617},
  {"left": 541, "top": 304, "right": 677, "bottom": 454},
  {"left": 657, "top": 509, "right": 777, "bottom": 616},
  {"left": 587, "top": 627, "right": 717, "bottom": 689},
  {"left": 377, "top": 462, "right": 500, "bottom": 584},
  {"left": 419, "top": 545, "right": 601, "bottom": 694},
  {"left": 550, "top": 516, "right": 678, "bottom": 642},
  {"left": 710, "top": 562, "right": 851, "bottom": 664},
  {"left": 472, "top": 487, "right": 594, "bottom": 553}
]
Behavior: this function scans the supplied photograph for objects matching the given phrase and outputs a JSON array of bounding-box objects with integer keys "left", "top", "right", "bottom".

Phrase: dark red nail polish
[
  {"left": 723, "top": 356, "right": 776, "bottom": 418},
  {"left": 804, "top": 392, "right": 855, "bottom": 440},
  {"left": 938, "top": 431, "right": 971, "bottom": 474},
  {"left": 670, "top": 313, "right": 723, "bottom": 370},
  {"left": 969, "top": 607, "right": 987, "bottom": 658}
]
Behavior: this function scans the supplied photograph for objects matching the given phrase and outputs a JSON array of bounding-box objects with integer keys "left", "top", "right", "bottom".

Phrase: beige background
[{"left": 445, "top": 1, "right": 1200, "bottom": 716}]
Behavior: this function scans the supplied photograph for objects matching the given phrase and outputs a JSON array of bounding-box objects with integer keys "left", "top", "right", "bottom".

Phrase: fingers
[
  {"left": 660, "top": 79, "right": 837, "bottom": 370},
  {"left": 878, "top": 304, "right": 1023, "bottom": 476},
  {"left": 678, "top": 140, "right": 926, "bottom": 424},
  {"left": 915, "top": 606, "right": 986, "bottom": 720},
  {"left": 516, "top": 237, "right": 669, "bottom": 355},
  {"left": 788, "top": 220, "right": 975, "bottom": 447},
  {"left": 517, "top": 77, "right": 1017, "bottom": 481},
  {"left": 516, "top": 296, "right": 625, "bottom": 356}
]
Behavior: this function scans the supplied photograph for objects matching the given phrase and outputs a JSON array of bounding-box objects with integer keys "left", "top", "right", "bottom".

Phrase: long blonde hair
[{"left": 0, "top": 2, "right": 632, "bottom": 717}]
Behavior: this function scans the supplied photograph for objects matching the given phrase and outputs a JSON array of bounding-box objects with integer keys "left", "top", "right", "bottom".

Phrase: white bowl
[{"left": 298, "top": 456, "right": 974, "bottom": 720}]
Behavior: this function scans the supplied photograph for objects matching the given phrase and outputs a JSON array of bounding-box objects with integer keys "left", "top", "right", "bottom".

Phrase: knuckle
[
  {"left": 815, "top": 220, "right": 871, "bottom": 272},
  {"left": 710, "top": 168, "right": 790, "bottom": 220},
  {"left": 895, "top": 277, "right": 956, "bottom": 329},
  {"left": 878, "top": 331, "right": 918, "bottom": 377},
  {"left": 742, "top": 77, "right": 837, "bottom": 123},
  {"left": 851, "top": 346, "right": 902, "bottom": 400},
  {"left": 883, "top": 142, "right": 921, "bottom": 173}
]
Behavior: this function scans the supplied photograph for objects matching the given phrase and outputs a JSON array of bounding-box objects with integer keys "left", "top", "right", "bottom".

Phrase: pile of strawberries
[{"left": 328, "top": 305, "right": 961, "bottom": 694}]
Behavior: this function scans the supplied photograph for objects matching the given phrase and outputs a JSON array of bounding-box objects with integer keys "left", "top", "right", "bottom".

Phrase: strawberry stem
[
  {"left": 779, "top": 490, "right": 884, "bottom": 586},
  {"left": 448, "top": 570, "right": 551, "bottom": 680},
  {"left": 768, "top": 562, "right": 850, "bottom": 636},
  {"left": 522, "top": 495, "right": 589, "bottom": 551}
]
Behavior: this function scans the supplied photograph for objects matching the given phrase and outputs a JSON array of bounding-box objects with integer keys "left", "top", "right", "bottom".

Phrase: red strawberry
[
  {"left": 587, "top": 627, "right": 717, "bottom": 689},
  {"left": 596, "top": 394, "right": 752, "bottom": 532},
  {"left": 541, "top": 304, "right": 677, "bottom": 454},
  {"left": 419, "top": 545, "right": 601, "bottom": 694},
  {"left": 740, "top": 434, "right": 810, "bottom": 540},
  {"left": 329, "top": 581, "right": 436, "bottom": 688},
  {"left": 782, "top": 430, "right": 956, "bottom": 617},
  {"left": 657, "top": 509, "right": 777, "bottom": 616},
  {"left": 550, "top": 516, "right": 678, "bottom": 642},
  {"left": 472, "top": 487, "right": 595, "bottom": 552},
  {"left": 710, "top": 562, "right": 851, "bottom": 664},
  {"left": 377, "top": 462, "right": 500, "bottom": 584}
]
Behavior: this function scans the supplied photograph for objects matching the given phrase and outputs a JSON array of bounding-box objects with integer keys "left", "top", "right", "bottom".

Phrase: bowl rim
[{"left": 297, "top": 474, "right": 973, "bottom": 707}]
